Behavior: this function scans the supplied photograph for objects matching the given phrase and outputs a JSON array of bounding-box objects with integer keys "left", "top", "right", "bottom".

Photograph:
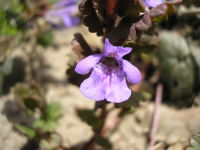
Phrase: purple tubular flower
[
  {"left": 75, "top": 39, "right": 141, "bottom": 103},
  {"left": 45, "top": 0, "right": 79, "bottom": 28},
  {"left": 144, "top": 0, "right": 164, "bottom": 8}
]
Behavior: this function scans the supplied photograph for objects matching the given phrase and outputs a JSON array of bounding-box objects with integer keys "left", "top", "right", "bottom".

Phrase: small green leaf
[
  {"left": 42, "top": 102, "right": 62, "bottom": 121},
  {"left": 13, "top": 84, "right": 41, "bottom": 114},
  {"left": 16, "top": 124, "right": 36, "bottom": 138},
  {"left": 95, "top": 136, "right": 112, "bottom": 149},
  {"left": 23, "top": 97, "right": 39, "bottom": 113},
  {"left": 36, "top": 30, "right": 54, "bottom": 47},
  {"left": 34, "top": 119, "right": 57, "bottom": 132},
  {"left": 77, "top": 109, "right": 101, "bottom": 132}
]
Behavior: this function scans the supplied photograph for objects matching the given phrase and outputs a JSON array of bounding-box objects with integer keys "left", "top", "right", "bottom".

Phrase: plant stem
[
  {"left": 81, "top": 103, "right": 107, "bottom": 150},
  {"left": 147, "top": 84, "right": 163, "bottom": 150}
]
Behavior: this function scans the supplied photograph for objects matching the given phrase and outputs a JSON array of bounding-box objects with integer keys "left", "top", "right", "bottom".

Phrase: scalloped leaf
[{"left": 158, "top": 32, "right": 195, "bottom": 100}]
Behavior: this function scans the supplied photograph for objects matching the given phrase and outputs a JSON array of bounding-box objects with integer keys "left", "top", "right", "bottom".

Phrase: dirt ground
[{"left": 0, "top": 26, "right": 200, "bottom": 150}]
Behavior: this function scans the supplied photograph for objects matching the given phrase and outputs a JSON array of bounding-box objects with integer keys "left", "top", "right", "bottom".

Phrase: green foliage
[
  {"left": 42, "top": 102, "right": 62, "bottom": 121},
  {"left": 14, "top": 84, "right": 62, "bottom": 140},
  {"left": 116, "top": 91, "right": 151, "bottom": 116},
  {"left": 36, "top": 30, "right": 54, "bottom": 47},
  {"left": 0, "top": 0, "right": 24, "bottom": 37},
  {"left": 40, "top": 134, "right": 61, "bottom": 150},
  {"left": 158, "top": 32, "right": 195, "bottom": 100},
  {"left": 34, "top": 102, "right": 62, "bottom": 132},
  {"left": 77, "top": 109, "right": 101, "bottom": 132},
  {"left": 95, "top": 136, "right": 112, "bottom": 149},
  {"left": 0, "top": 8, "right": 18, "bottom": 36},
  {"left": 14, "top": 84, "right": 42, "bottom": 114},
  {"left": 16, "top": 124, "right": 36, "bottom": 138},
  {"left": 34, "top": 119, "right": 57, "bottom": 132},
  {"left": 187, "top": 134, "right": 200, "bottom": 150},
  {"left": 117, "top": 91, "right": 151, "bottom": 108}
]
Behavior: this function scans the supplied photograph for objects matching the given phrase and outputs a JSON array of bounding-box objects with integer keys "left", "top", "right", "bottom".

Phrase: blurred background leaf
[
  {"left": 16, "top": 124, "right": 36, "bottom": 139},
  {"left": 187, "top": 134, "right": 200, "bottom": 150},
  {"left": 34, "top": 102, "right": 62, "bottom": 132},
  {"left": 77, "top": 109, "right": 101, "bottom": 132},
  {"left": 157, "top": 32, "right": 195, "bottom": 100},
  {"left": 36, "top": 30, "right": 54, "bottom": 47},
  {"left": 95, "top": 136, "right": 112, "bottom": 149}
]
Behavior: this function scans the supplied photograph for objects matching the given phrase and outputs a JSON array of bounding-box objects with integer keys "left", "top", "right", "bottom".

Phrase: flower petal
[
  {"left": 62, "top": 15, "right": 74, "bottom": 27},
  {"left": 75, "top": 54, "right": 103, "bottom": 75},
  {"left": 80, "top": 66, "right": 108, "bottom": 101},
  {"left": 116, "top": 46, "right": 132, "bottom": 58},
  {"left": 105, "top": 72, "right": 131, "bottom": 103},
  {"left": 104, "top": 38, "right": 132, "bottom": 59},
  {"left": 145, "top": 0, "right": 164, "bottom": 8},
  {"left": 122, "top": 59, "right": 141, "bottom": 84},
  {"left": 55, "top": 0, "right": 77, "bottom": 8},
  {"left": 103, "top": 38, "right": 117, "bottom": 56}
]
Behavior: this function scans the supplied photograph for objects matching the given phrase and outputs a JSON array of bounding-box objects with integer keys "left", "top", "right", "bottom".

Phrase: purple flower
[
  {"left": 45, "top": 0, "right": 79, "bottom": 27},
  {"left": 144, "top": 0, "right": 164, "bottom": 8},
  {"left": 75, "top": 39, "right": 141, "bottom": 103}
]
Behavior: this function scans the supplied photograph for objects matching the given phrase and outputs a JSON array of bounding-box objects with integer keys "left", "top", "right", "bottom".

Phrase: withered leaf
[
  {"left": 117, "top": 0, "right": 143, "bottom": 17},
  {"left": 72, "top": 33, "right": 94, "bottom": 59},
  {"left": 79, "top": 0, "right": 104, "bottom": 35},
  {"left": 135, "top": 14, "right": 152, "bottom": 31},
  {"left": 129, "top": 25, "right": 137, "bottom": 41},
  {"left": 79, "top": 0, "right": 93, "bottom": 15},
  {"left": 149, "top": 3, "right": 175, "bottom": 18},
  {"left": 128, "top": 14, "right": 152, "bottom": 41},
  {"left": 128, "top": 3, "right": 175, "bottom": 41}
]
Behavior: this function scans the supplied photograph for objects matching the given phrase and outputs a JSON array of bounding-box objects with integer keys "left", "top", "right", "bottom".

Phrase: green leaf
[
  {"left": 42, "top": 102, "right": 62, "bottom": 121},
  {"left": 187, "top": 134, "right": 200, "bottom": 150},
  {"left": 116, "top": 91, "right": 151, "bottom": 116},
  {"left": 116, "top": 91, "right": 151, "bottom": 109},
  {"left": 158, "top": 32, "right": 195, "bottom": 100},
  {"left": 23, "top": 97, "right": 40, "bottom": 113},
  {"left": 95, "top": 136, "right": 112, "bottom": 149},
  {"left": 34, "top": 102, "right": 62, "bottom": 132},
  {"left": 40, "top": 134, "right": 61, "bottom": 150},
  {"left": 13, "top": 84, "right": 41, "bottom": 114},
  {"left": 34, "top": 119, "right": 57, "bottom": 132},
  {"left": 36, "top": 30, "right": 54, "bottom": 47},
  {"left": 77, "top": 109, "right": 101, "bottom": 132},
  {"left": 16, "top": 124, "right": 36, "bottom": 138}
]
